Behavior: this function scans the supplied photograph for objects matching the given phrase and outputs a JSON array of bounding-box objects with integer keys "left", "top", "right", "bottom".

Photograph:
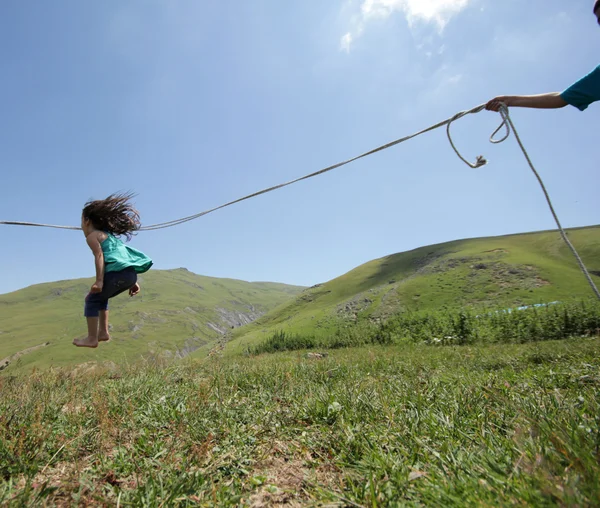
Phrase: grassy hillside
[
  {"left": 224, "top": 226, "right": 600, "bottom": 354},
  {"left": 0, "top": 269, "right": 303, "bottom": 373},
  {"left": 2, "top": 338, "right": 599, "bottom": 505}
]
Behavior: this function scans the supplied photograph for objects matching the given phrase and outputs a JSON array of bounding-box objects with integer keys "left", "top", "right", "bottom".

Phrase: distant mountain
[{"left": 0, "top": 268, "right": 304, "bottom": 372}]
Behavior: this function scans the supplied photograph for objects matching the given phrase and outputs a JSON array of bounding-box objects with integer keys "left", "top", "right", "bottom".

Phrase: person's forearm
[
  {"left": 505, "top": 93, "right": 568, "bottom": 109},
  {"left": 94, "top": 254, "right": 105, "bottom": 283}
]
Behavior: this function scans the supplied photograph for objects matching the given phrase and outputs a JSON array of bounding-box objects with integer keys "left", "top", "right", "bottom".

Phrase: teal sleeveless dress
[{"left": 101, "top": 234, "right": 153, "bottom": 274}]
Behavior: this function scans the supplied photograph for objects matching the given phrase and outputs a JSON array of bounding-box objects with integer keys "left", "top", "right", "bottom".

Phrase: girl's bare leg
[
  {"left": 98, "top": 310, "right": 110, "bottom": 342},
  {"left": 73, "top": 317, "right": 100, "bottom": 348}
]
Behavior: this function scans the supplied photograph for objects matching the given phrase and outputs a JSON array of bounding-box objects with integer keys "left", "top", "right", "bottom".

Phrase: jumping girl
[{"left": 73, "top": 193, "right": 153, "bottom": 348}]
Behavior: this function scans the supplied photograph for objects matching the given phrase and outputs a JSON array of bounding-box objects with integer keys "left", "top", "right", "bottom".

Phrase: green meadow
[{"left": 1, "top": 338, "right": 599, "bottom": 506}]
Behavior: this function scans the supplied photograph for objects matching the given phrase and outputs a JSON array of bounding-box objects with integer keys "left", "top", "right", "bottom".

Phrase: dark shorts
[{"left": 84, "top": 268, "right": 137, "bottom": 318}]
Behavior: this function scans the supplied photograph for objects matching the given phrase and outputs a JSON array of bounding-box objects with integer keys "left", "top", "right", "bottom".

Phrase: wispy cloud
[
  {"left": 341, "top": 0, "right": 473, "bottom": 52},
  {"left": 340, "top": 32, "right": 354, "bottom": 53}
]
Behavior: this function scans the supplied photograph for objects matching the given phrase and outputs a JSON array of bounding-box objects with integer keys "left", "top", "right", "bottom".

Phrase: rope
[
  {"left": 139, "top": 103, "right": 496, "bottom": 230},
  {"left": 494, "top": 105, "right": 600, "bottom": 300},
  {"left": 0, "top": 104, "right": 494, "bottom": 231},
  {"left": 1, "top": 103, "right": 599, "bottom": 299},
  {"left": 0, "top": 221, "right": 80, "bottom": 231}
]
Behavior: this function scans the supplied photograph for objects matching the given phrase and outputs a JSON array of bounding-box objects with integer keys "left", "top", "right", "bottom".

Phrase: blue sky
[{"left": 0, "top": 0, "right": 598, "bottom": 294}]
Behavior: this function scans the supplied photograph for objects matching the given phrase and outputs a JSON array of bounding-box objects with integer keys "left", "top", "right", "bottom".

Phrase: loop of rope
[
  {"left": 444, "top": 103, "right": 511, "bottom": 168},
  {"left": 489, "top": 108, "right": 512, "bottom": 144},
  {"left": 1, "top": 104, "right": 598, "bottom": 299},
  {"left": 446, "top": 105, "right": 489, "bottom": 168}
]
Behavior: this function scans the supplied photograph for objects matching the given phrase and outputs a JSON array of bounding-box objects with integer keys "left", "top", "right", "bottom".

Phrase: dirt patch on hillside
[
  {"left": 483, "top": 248, "right": 509, "bottom": 255},
  {"left": 0, "top": 341, "right": 50, "bottom": 371},
  {"left": 338, "top": 256, "right": 552, "bottom": 323},
  {"left": 249, "top": 442, "right": 343, "bottom": 507},
  {"left": 337, "top": 294, "right": 374, "bottom": 321}
]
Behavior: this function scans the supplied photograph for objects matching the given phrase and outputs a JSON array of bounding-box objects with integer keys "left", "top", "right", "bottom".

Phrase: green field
[
  {"left": 0, "top": 269, "right": 303, "bottom": 373},
  {"left": 224, "top": 226, "right": 600, "bottom": 355},
  {"left": 1, "top": 337, "right": 599, "bottom": 506}
]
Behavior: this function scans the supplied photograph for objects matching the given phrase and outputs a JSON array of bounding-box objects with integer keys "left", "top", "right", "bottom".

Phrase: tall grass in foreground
[
  {"left": 1, "top": 339, "right": 599, "bottom": 505},
  {"left": 250, "top": 300, "right": 600, "bottom": 355}
]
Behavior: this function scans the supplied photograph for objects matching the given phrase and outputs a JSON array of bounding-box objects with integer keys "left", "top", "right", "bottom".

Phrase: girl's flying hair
[{"left": 82, "top": 192, "right": 141, "bottom": 240}]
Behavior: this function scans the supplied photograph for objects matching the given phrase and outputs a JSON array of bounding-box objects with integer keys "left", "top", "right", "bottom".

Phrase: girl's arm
[{"left": 86, "top": 232, "right": 105, "bottom": 292}]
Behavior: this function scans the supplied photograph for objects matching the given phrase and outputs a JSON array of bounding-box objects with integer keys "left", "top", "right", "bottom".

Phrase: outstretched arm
[{"left": 486, "top": 93, "right": 568, "bottom": 111}]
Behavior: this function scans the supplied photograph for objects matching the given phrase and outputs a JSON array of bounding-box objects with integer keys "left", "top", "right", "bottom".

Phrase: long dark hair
[{"left": 82, "top": 192, "right": 141, "bottom": 240}]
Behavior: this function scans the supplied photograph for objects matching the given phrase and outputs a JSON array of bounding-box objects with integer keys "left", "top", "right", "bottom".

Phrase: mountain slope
[
  {"left": 223, "top": 226, "right": 600, "bottom": 354},
  {"left": 0, "top": 269, "right": 303, "bottom": 372}
]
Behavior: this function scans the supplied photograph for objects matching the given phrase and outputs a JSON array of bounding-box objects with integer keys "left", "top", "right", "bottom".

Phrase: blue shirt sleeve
[{"left": 560, "top": 65, "right": 600, "bottom": 111}]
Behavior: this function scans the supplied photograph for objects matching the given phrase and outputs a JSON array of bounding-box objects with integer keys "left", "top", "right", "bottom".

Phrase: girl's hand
[
  {"left": 129, "top": 283, "right": 141, "bottom": 297},
  {"left": 90, "top": 282, "right": 103, "bottom": 293}
]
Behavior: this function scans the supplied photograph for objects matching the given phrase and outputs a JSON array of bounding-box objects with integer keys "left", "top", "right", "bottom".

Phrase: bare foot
[
  {"left": 98, "top": 334, "right": 111, "bottom": 342},
  {"left": 72, "top": 336, "right": 99, "bottom": 348}
]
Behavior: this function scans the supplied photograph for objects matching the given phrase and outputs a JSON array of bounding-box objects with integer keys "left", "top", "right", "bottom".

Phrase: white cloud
[
  {"left": 446, "top": 73, "right": 462, "bottom": 84},
  {"left": 340, "top": 32, "right": 353, "bottom": 52},
  {"left": 340, "top": 0, "right": 473, "bottom": 51},
  {"left": 363, "top": 0, "right": 470, "bottom": 27}
]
